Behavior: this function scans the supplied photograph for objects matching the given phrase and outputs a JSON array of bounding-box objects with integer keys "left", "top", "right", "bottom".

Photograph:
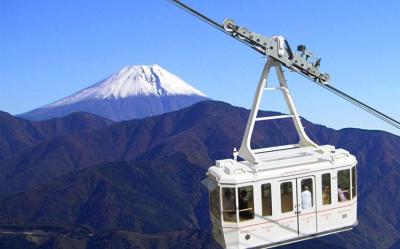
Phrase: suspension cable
[
  {"left": 168, "top": 0, "right": 400, "bottom": 131},
  {"left": 314, "top": 81, "right": 400, "bottom": 130}
]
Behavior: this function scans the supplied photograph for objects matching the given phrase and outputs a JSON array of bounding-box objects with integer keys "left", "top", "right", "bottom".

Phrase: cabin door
[
  {"left": 275, "top": 179, "right": 298, "bottom": 242},
  {"left": 296, "top": 176, "right": 317, "bottom": 235}
]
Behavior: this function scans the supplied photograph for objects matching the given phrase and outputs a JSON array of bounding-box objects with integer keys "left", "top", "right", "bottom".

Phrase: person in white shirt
[
  {"left": 301, "top": 186, "right": 312, "bottom": 209},
  {"left": 338, "top": 187, "right": 348, "bottom": 202}
]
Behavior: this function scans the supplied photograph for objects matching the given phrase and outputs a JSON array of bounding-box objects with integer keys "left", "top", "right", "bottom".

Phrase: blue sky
[{"left": 1, "top": 0, "right": 399, "bottom": 135}]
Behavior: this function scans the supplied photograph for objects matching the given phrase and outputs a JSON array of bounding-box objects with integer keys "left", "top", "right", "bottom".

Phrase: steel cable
[{"left": 168, "top": 0, "right": 400, "bottom": 131}]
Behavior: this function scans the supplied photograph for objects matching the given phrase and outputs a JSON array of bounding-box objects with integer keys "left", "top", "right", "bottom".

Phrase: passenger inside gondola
[
  {"left": 322, "top": 186, "right": 331, "bottom": 205},
  {"left": 222, "top": 188, "right": 236, "bottom": 222},
  {"left": 239, "top": 190, "right": 250, "bottom": 219},
  {"left": 239, "top": 186, "right": 254, "bottom": 221},
  {"left": 338, "top": 169, "right": 351, "bottom": 202},
  {"left": 301, "top": 185, "right": 312, "bottom": 209},
  {"left": 338, "top": 187, "right": 348, "bottom": 202},
  {"left": 322, "top": 173, "right": 331, "bottom": 205}
]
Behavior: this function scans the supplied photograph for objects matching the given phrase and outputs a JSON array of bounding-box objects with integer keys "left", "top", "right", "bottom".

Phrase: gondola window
[
  {"left": 210, "top": 187, "right": 221, "bottom": 219},
  {"left": 337, "top": 169, "right": 351, "bottom": 202},
  {"left": 352, "top": 167, "right": 357, "bottom": 198},
  {"left": 261, "top": 183, "right": 272, "bottom": 216},
  {"left": 239, "top": 186, "right": 254, "bottom": 221},
  {"left": 222, "top": 187, "right": 236, "bottom": 222},
  {"left": 322, "top": 173, "right": 331, "bottom": 205},
  {"left": 281, "top": 182, "right": 293, "bottom": 213}
]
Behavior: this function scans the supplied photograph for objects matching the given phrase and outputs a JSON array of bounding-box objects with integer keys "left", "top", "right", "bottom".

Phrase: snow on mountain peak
[{"left": 46, "top": 64, "right": 206, "bottom": 108}]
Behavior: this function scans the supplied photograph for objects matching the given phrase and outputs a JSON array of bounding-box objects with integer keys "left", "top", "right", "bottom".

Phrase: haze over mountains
[
  {"left": 20, "top": 65, "right": 208, "bottom": 121},
  {"left": 1, "top": 101, "right": 400, "bottom": 249}
]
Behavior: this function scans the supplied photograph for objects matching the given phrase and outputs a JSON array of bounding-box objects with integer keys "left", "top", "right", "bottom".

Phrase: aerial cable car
[{"left": 168, "top": 1, "right": 400, "bottom": 248}]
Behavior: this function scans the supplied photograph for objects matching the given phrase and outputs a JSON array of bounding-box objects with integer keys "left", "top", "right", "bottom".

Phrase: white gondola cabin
[
  {"left": 202, "top": 59, "right": 358, "bottom": 249},
  {"left": 165, "top": 1, "right": 399, "bottom": 247},
  {"left": 165, "top": 1, "right": 400, "bottom": 247}
]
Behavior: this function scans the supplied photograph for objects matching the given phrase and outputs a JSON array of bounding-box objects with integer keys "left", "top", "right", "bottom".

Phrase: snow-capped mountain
[{"left": 20, "top": 64, "right": 209, "bottom": 121}]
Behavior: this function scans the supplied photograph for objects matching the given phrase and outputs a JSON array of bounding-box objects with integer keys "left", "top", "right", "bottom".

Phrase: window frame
[
  {"left": 280, "top": 181, "right": 294, "bottom": 213},
  {"left": 352, "top": 166, "right": 357, "bottom": 198},
  {"left": 321, "top": 173, "right": 332, "bottom": 206},
  {"left": 238, "top": 185, "right": 255, "bottom": 222},
  {"left": 209, "top": 186, "right": 221, "bottom": 219},
  {"left": 261, "top": 183, "right": 272, "bottom": 217},
  {"left": 221, "top": 187, "right": 237, "bottom": 223},
  {"left": 337, "top": 168, "right": 351, "bottom": 203}
]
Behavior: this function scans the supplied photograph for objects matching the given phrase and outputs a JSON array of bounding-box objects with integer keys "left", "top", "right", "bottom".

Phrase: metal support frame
[
  {"left": 238, "top": 58, "right": 320, "bottom": 165},
  {"left": 169, "top": 0, "right": 400, "bottom": 131}
]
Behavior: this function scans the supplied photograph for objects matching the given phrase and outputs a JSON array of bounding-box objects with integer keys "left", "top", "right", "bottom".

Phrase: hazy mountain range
[
  {"left": 19, "top": 65, "right": 208, "bottom": 121},
  {"left": 0, "top": 101, "right": 400, "bottom": 249}
]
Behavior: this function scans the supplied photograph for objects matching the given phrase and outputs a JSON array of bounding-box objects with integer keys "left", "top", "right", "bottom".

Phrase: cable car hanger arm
[
  {"left": 167, "top": 0, "right": 400, "bottom": 131},
  {"left": 167, "top": 0, "right": 329, "bottom": 84}
]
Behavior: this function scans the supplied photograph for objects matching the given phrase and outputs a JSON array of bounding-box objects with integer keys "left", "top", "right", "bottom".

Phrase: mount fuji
[{"left": 20, "top": 64, "right": 208, "bottom": 121}]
